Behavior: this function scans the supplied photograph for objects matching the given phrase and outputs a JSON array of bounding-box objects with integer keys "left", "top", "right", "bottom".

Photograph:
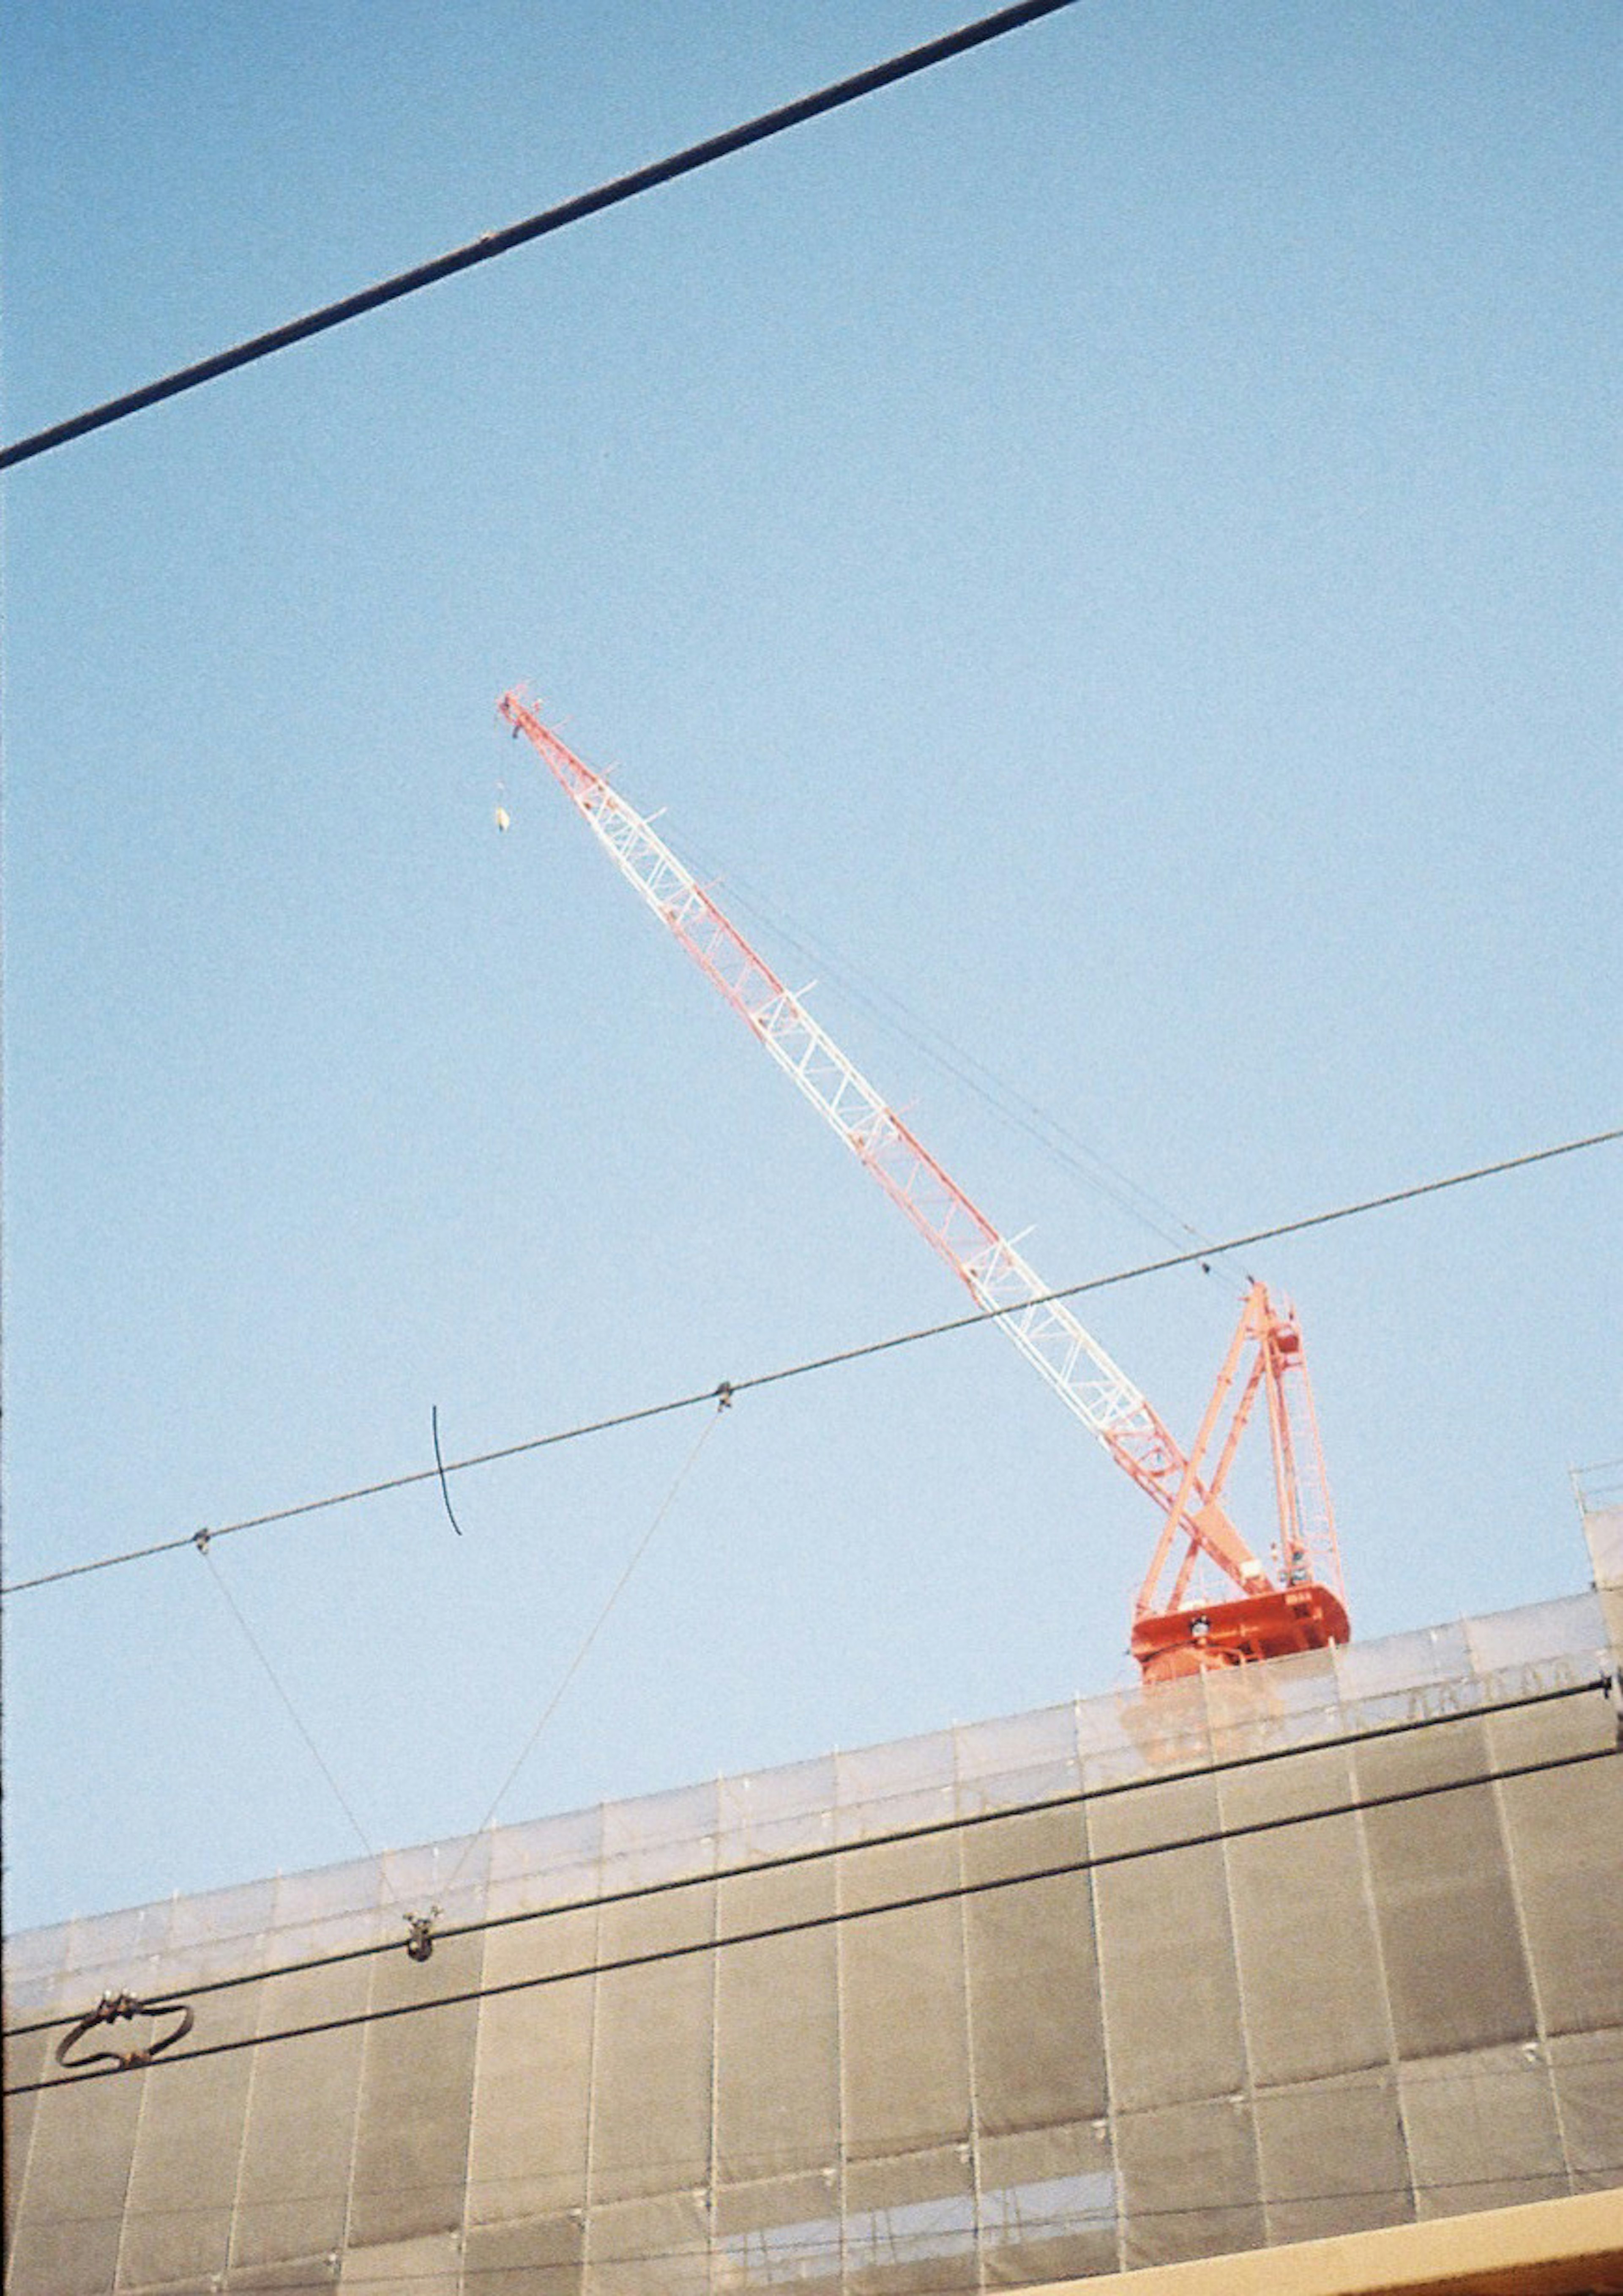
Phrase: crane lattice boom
[{"left": 500, "top": 689, "right": 1348, "bottom": 1677}]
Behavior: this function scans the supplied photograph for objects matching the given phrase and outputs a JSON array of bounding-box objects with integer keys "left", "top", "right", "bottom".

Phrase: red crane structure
[{"left": 500, "top": 689, "right": 1349, "bottom": 1684}]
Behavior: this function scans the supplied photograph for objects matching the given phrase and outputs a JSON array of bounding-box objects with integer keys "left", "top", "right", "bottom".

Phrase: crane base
[{"left": 1132, "top": 1583, "right": 1351, "bottom": 1685}]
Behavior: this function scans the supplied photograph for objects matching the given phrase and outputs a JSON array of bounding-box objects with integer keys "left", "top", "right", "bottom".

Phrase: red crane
[{"left": 500, "top": 689, "right": 1348, "bottom": 1683}]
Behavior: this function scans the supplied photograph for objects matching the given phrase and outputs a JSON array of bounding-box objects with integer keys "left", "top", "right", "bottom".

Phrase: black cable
[
  {"left": 8, "top": 1736, "right": 1615, "bottom": 2095},
  {"left": 7, "top": 1668, "right": 1604, "bottom": 2039},
  {"left": 0, "top": 0, "right": 1082, "bottom": 473},
  {"left": 1, "top": 1386, "right": 707, "bottom": 1594},
  {"left": 430, "top": 1405, "right": 464, "bottom": 1536},
  {"left": 4, "top": 1125, "right": 1617, "bottom": 1598}
]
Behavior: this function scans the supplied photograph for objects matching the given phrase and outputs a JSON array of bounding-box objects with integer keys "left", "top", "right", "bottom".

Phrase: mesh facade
[{"left": 6, "top": 1590, "right": 1623, "bottom": 2294}]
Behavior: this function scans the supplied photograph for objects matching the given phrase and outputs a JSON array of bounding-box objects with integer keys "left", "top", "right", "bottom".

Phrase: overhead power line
[
  {"left": 0, "top": 0, "right": 1081, "bottom": 472},
  {"left": 8, "top": 1735, "right": 1616, "bottom": 2095},
  {"left": 7, "top": 1670, "right": 1604, "bottom": 2042},
  {"left": 3, "top": 1125, "right": 1616, "bottom": 1599}
]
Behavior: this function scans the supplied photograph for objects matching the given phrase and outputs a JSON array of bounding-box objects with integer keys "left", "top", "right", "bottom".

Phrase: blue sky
[{"left": 3, "top": 0, "right": 1618, "bottom": 1934}]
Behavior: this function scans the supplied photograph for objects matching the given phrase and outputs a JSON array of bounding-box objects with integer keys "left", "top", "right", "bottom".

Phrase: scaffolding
[{"left": 5, "top": 1590, "right": 1622, "bottom": 2292}]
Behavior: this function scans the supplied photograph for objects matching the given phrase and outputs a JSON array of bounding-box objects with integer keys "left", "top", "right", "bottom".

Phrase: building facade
[{"left": 6, "top": 1577, "right": 1623, "bottom": 2295}]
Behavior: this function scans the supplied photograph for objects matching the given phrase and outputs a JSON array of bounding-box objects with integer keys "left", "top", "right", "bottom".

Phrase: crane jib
[{"left": 497, "top": 689, "right": 1349, "bottom": 1680}]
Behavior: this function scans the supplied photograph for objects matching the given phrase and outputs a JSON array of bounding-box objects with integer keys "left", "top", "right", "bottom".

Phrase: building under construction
[
  {"left": 6, "top": 1497, "right": 1621, "bottom": 2296},
  {"left": 7, "top": 706, "right": 1623, "bottom": 2291}
]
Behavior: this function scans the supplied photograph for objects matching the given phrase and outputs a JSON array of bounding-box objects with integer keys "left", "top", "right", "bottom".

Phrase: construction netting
[{"left": 5, "top": 1588, "right": 1622, "bottom": 2293}]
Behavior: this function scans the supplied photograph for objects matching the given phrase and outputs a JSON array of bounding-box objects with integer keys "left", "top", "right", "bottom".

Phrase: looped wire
[{"left": 55, "top": 1992, "right": 195, "bottom": 2072}]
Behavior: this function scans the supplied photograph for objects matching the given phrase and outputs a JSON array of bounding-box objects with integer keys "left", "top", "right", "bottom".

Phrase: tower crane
[{"left": 499, "top": 689, "right": 1348, "bottom": 1683}]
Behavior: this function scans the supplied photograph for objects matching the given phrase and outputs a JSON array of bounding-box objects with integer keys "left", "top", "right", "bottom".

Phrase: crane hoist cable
[{"left": 498, "top": 689, "right": 1349, "bottom": 1682}]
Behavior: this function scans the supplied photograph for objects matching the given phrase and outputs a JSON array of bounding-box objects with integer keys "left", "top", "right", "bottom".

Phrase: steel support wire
[
  {"left": 5, "top": 1127, "right": 1618, "bottom": 1599},
  {"left": 8, "top": 1671, "right": 1603, "bottom": 2035},
  {"left": 8, "top": 1725, "right": 1617, "bottom": 2095}
]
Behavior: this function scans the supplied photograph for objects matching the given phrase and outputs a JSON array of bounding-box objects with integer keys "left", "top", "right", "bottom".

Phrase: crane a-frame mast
[{"left": 500, "top": 689, "right": 1347, "bottom": 1679}]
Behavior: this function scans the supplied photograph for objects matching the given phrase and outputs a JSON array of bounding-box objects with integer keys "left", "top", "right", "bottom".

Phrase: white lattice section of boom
[{"left": 500, "top": 691, "right": 1202, "bottom": 1515}]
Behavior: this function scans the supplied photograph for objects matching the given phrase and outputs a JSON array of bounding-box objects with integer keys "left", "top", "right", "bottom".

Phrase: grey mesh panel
[
  {"left": 2, "top": 2056, "right": 146, "bottom": 2296},
  {"left": 1253, "top": 2072, "right": 1413, "bottom": 2242},
  {"left": 1224, "top": 1791, "right": 1392, "bottom": 2082},
  {"left": 713, "top": 2170, "right": 845, "bottom": 2294},
  {"left": 587, "top": 2188, "right": 710, "bottom": 2295},
  {"left": 1093, "top": 1775, "right": 1248, "bottom": 2111},
  {"left": 119, "top": 2013, "right": 259, "bottom": 2288},
  {"left": 590, "top": 1883, "right": 716, "bottom": 2206},
  {"left": 716, "top": 1859, "right": 840, "bottom": 2184},
  {"left": 2, "top": 2023, "right": 50, "bottom": 2271},
  {"left": 468, "top": 1907, "right": 597, "bottom": 2225},
  {"left": 4, "top": 1593, "right": 1620, "bottom": 2292},
  {"left": 1488, "top": 1694, "right": 1623, "bottom": 2035},
  {"left": 1115, "top": 2095, "right": 1265, "bottom": 2266},
  {"left": 338, "top": 2231, "right": 462, "bottom": 2293},
  {"left": 463, "top": 2211, "right": 586, "bottom": 2296},
  {"left": 1356, "top": 1717, "right": 1537, "bottom": 2058},
  {"left": 232, "top": 1960, "right": 369, "bottom": 2269},
  {"left": 978, "top": 2121, "right": 1118, "bottom": 2286},
  {"left": 1549, "top": 2028, "right": 1623, "bottom": 2192},
  {"left": 843, "top": 2144, "right": 978, "bottom": 2296},
  {"left": 347, "top": 1930, "right": 485, "bottom": 2247},
  {"left": 226, "top": 2259, "right": 342, "bottom": 2291},
  {"left": 963, "top": 1808, "right": 1106, "bottom": 2133},
  {"left": 838, "top": 1837, "right": 971, "bottom": 2162},
  {"left": 1399, "top": 2044, "right": 1569, "bottom": 2217}
]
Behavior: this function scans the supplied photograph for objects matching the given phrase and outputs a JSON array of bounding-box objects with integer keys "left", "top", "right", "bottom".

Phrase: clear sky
[{"left": 3, "top": 1, "right": 1618, "bottom": 1936}]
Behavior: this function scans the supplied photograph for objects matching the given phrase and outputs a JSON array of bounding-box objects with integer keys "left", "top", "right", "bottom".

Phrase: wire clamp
[
  {"left": 56, "top": 1991, "right": 195, "bottom": 2072},
  {"left": 714, "top": 1380, "right": 734, "bottom": 1412},
  {"left": 404, "top": 1908, "right": 440, "bottom": 1963},
  {"left": 193, "top": 1528, "right": 211, "bottom": 1554}
]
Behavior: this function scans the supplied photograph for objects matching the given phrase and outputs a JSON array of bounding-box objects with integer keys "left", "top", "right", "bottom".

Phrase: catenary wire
[
  {"left": 440, "top": 1401, "right": 729, "bottom": 1892},
  {"left": 5, "top": 1669, "right": 1606, "bottom": 2039},
  {"left": 8, "top": 1734, "right": 1616, "bottom": 2093},
  {"left": 10, "top": 1739, "right": 1615, "bottom": 2088},
  {"left": 9, "top": 1672, "right": 1604, "bottom": 2025},
  {"left": 0, "top": 0, "right": 1082, "bottom": 472},
  {"left": 199, "top": 1548, "right": 382, "bottom": 1875},
  {"left": 2, "top": 24, "right": 1608, "bottom": 2238},
  {"left": 4, "top": 1125, "right": 1618, "bottom": 1599}
]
